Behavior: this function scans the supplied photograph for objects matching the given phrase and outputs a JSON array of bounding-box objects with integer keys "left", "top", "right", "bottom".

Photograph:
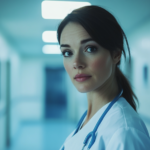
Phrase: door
[{"left": 45, "top": 67, "right": 67, "bottom": 119}]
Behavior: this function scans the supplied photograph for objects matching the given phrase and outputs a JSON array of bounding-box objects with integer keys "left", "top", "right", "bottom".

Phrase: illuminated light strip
[
  {"left": 42, "top": 31, "right": 58, "bottom": 43},
  {"left": 41, "top": 1, "right": 91, "bottom": 19},
  {"left": 42, "top": 45, "right": 61, "bottom": 54}
]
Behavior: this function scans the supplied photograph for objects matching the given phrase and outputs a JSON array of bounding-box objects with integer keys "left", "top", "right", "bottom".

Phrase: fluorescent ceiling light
[
  {"left": 42, "top": 31, "right": 58, "bottom": 43},
  {"left": 41, "top": 1, "right": 91, "bottom": 19},
  {"left": 42, "top": 45, "right": 61, "bottom": 54}
]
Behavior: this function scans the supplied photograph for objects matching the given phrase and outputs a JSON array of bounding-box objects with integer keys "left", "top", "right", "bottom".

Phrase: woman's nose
[
  {"left": 73, "top": 63, "right": 84, "bottom": 69},
  {"left": 73, "top": 61, "right": 85, "bottom": 69},
  {"left": 73, "top": 52, "right": 85, "bottom": 69}
]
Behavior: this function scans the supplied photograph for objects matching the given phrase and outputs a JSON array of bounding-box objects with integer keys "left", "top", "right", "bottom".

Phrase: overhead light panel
[
  {"left": 41, "top": 1, "right": 91, "bottom": 19},
  {"left": 42, "top": 45, "right": 61, "bottom": 54},
  {"left": 42, "top": 31, "right": 58, "bottom": 43}
]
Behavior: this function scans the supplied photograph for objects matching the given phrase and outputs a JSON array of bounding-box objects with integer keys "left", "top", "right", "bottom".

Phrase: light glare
[
  {"left": 42, "top": 31, "right": 58, "bottom": 43},
  {"left": 41, "top": 1, "right": 91, "bottom": 19},
  {"left": 42, "top": 45, "right": 61, "bottom": 54},
  {"left": 141, "top": 39, "right": 150, "bottom": 49}
]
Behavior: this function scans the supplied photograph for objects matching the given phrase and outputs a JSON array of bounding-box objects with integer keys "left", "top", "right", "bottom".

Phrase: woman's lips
[
  {"left": 75, "top": 76, "right": 91, "bottom": 82},
  {"left": 74, "top": 74, "right": 91, "bottom": 78}
]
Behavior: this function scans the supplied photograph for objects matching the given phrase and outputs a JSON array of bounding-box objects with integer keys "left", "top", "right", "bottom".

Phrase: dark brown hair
[{"left": 57, "top": 5, "right": 139, "bottom": 111}]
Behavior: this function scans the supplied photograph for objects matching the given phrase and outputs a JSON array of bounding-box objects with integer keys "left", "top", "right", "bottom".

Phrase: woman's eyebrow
[{"left": 60, "top": 38, "right": 94, "bottom": 48}]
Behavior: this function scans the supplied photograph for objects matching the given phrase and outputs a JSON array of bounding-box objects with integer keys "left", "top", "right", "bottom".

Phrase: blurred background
[{"left": 0, "top": 0, "right": 150, "bottom": 150}]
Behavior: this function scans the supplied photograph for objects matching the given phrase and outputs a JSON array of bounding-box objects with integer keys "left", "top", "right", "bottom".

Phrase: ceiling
[{"left": 0, "top": 0, "right": 150, "bottom": 56}]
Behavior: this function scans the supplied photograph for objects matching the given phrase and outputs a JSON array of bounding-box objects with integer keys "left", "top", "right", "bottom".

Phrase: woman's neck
[{"left": 86, "top": 76, "right": 119, "bottom": 122}]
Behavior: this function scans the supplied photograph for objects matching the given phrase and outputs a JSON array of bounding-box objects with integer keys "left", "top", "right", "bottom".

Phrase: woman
[{"left": 57, "top": 5, "right": 150, "bottom": 150}]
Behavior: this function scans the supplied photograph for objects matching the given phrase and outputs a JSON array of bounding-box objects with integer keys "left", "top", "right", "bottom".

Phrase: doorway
[{"left": 44, "top": 67, "right": 67, "bottom": 119}]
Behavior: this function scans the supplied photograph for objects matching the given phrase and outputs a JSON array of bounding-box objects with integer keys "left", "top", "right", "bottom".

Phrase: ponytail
[{"left": 116, "top": 66, "right": 139, "bottom": 112}]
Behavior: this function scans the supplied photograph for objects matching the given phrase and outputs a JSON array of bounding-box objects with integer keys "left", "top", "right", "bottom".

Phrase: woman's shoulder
[
  {"left": 107, "top": 96, "right": 150, "bottom": 137},
  {"left": 96, "top": 97, "right": 150, "bottom": 149},
  {"left": 106, "top": 125, "right": 150, "bottom": 149}
]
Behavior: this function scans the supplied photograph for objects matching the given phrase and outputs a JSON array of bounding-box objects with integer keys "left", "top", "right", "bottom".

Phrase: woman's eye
[
  {"left": 62, "top": 51, "right": 72, "bottom": 57},
  {"left": 61, "top": 46, "right": 97, "bottom": 57},
  {"left": 86, "top": 46, "right": 97, "bottom": 53}
]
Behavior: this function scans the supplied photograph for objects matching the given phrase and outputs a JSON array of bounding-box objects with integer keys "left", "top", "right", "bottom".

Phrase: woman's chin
[{"left": 76, "top": 86, "right": 92, "bottom": 93}]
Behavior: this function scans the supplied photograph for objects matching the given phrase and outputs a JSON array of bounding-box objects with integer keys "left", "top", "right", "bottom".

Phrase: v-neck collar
[
  {"left": 64, "top": 100, "right": 113, "bottom": 148},
  {"left": 76, "top": 100, "right": 112, "bottom": 134},
  {"left": 64, "top": 97, "right": 123, "bottom": 150}
]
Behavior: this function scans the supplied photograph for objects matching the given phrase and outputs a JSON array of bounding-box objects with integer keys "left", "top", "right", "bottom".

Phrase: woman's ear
[{"left": 112, "top": 49, "right": 122, "bottom": 64}]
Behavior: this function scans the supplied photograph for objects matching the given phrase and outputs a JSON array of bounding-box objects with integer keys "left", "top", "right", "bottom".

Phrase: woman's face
[{"left": 60, "top": 22, "right": 116, "bottom": 93}]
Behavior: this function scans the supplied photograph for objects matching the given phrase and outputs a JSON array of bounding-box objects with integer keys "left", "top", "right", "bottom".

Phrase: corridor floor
[{"left": 8, "top": 119, "right": 76, "bottom": 150}]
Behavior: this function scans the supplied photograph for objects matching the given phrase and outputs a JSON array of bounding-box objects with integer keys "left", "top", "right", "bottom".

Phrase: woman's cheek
[
  {"left": 64, "top": 62, "right": 72, "bottom": 75},
  {"left": 90, "top": 58, "right": 106, "bottom": 71}
]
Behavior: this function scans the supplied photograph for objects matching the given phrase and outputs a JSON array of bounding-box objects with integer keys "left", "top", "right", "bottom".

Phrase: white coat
[{"left": 59, "top": 97, "right": 150, "bottom": 150}]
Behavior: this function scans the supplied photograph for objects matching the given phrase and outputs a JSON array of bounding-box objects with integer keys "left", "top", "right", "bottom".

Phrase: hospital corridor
[{"left": 0, "top": 1, "right": 150, "bottom": 150}]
